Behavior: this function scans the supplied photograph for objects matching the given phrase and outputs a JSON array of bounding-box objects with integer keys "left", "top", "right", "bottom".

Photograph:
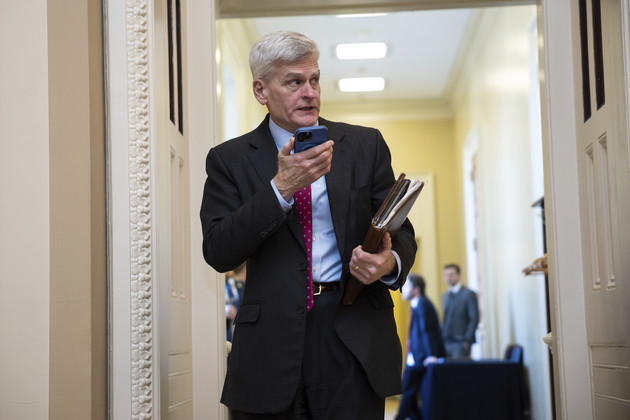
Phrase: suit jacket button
[
  {"left": 299, "top": 263, "right": 307, "bottom": 271},
  {"left": 296, "top": 305, "right": 305, "bottom": 314}
]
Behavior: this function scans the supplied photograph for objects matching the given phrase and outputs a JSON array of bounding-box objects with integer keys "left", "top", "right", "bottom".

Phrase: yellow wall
[
  {"left": 378, "top": 119, "right": 465, "bottom": 350},
  {"left": 376, "top": 118, "right": 465, "bottom": 289},
  {"left": 324, "top": 116, "right": 466, "bottom": 293},
  {"left": 323, "top": 114, "right": 464, "bottom": 356}
]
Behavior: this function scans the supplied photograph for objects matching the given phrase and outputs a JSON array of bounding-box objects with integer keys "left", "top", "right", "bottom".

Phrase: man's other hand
[{"left": 349, "top": 232, "right": 396, "bottom": 285}]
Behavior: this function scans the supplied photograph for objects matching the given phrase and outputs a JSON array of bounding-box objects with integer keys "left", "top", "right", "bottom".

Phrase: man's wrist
[
  {"left": 272, "top": 175, "right": 295, "bottom": 202},
  {"left": 380, "top": 251, "right": 401, "bottom": 286},
  {"left": 270, "top": 179, "right": 293, "bottom": 211}
]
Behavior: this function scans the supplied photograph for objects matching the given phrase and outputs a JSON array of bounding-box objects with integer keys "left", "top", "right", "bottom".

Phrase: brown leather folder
[{"left": 342, "top": 173, "right": 425, "bottom": 305}]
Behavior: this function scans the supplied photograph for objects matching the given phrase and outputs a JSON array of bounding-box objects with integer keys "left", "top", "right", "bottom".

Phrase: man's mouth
[{"left": 298, "top": 106, "right": 315, "bottom": 111}]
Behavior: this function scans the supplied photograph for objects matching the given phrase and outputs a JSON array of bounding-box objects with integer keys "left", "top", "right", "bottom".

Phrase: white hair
[{"left": 249, "top": 31, "right": 320, "bottom": 82}]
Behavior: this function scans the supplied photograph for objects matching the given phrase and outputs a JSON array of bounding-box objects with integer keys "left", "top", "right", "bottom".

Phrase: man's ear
[{"left": 252, "top": 79, "right": 267, "bottom": 105}]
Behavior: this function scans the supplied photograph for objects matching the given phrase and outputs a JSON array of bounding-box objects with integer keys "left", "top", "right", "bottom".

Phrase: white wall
[
  {"left": 187, "top": 1, "right": 228, "bottom": 418},
  {"left": 452, "top": 6, "right": 552, "bottom": 420},
  {"left": 219, "top": 19, "right": 267, "bottom": 138},
  {"left": 0, "top": 2, "right": 51, "bottom": 419}
]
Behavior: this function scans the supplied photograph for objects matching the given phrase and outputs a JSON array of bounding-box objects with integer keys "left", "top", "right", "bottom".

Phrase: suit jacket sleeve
[
  {"left": 200, "top": 139, "right": 288, "bottom": 272},
  {"left": 420, "top": 299, "right": 443, "bottom": 359}
]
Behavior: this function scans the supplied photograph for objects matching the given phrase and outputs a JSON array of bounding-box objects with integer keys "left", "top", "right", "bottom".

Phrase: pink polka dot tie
[{"left": 294, "top": 185, "right": 314, "bottom": 312}]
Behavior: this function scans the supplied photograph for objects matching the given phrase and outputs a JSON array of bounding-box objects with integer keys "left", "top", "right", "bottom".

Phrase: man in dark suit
[
  {"left": 395, "top": 274, "right": 444, "bottom": 420},
  {"left": 441, "top": 263, "right": 479, "bottom": 358},
  {"left": 200, "top": 31, "right": 416, "bottom": 419}
]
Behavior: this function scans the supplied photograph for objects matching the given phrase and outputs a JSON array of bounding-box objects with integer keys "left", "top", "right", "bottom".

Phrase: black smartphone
[{"left": 293, "top": 125, "right": 328, "bottom": 153}]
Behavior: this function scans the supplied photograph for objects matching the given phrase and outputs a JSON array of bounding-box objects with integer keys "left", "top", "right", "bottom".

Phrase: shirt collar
[{"left": 449, "top": 282, "right": 463, "bottom": 294}]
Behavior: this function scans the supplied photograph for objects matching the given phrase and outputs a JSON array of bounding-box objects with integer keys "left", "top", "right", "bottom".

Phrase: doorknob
[{"left": 543, "top": 332, "right": 553, "bottom": 351}]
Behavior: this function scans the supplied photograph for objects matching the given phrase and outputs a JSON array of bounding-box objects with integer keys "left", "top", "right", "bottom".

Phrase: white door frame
[
  {"left": 105, "top": 0, "right": 592, "bottom": 419},
  {"left": 537, "top": 1, "right": 592, "bottom": 418},
  {"left": 106, "top": 0, "right": 224, "bottom": 419}
]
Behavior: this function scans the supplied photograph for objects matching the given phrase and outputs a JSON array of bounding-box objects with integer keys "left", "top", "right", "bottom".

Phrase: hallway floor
[{"left": 384, "top": 396, "right": 400, "bottom": 420}]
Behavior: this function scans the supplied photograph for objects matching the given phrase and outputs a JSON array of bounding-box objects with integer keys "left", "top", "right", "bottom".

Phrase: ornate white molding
[{"left": 126, "top": 0, "right": 154, "bottom": 418}]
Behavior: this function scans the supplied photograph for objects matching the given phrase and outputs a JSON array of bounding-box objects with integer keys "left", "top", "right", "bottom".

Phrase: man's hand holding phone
[
  {"left": 293, "top": 126, "right": 328, "bottom": 153},
  {"left": 274, "top": 126, "right": 333, "bottom": 201}
]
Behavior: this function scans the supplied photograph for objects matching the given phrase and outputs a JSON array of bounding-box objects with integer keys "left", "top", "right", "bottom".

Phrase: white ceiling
[{"left": 252, "top": 9, "right": 473, "bottom": 104}]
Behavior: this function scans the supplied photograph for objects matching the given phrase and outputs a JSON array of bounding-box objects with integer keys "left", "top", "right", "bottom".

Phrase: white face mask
[{"left": 401, "top": 279, "right": 414, "bottom": 301}]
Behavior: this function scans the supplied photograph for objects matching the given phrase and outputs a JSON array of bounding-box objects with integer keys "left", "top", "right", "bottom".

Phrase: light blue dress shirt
[{"left": 268, "top": 118, "right": 400, "bottom": 285}]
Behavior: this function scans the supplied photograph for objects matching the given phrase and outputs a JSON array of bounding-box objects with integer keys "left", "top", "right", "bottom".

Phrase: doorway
[{"left": 216, "top": 4, "right": 551, "bottom": 419}]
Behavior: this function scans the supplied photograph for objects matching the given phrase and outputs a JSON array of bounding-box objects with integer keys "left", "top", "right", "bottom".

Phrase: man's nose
[{"left": 301, "top": 83, "right": 316, "bottom": 98}]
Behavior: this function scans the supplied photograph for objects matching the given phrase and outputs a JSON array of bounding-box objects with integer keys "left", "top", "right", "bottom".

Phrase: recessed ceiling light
[
  {"left": 338, "top": 77, "right": 385, "bottom": 92},
  {"left": 335, "top": 13, "right": 387, "bottom": 18},
  {"left": 336, "top": 42, "right": 387, "bottom": 60}
]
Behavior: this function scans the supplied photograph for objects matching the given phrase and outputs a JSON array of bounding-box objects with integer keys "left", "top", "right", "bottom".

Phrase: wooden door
[{"left": 574, "top": 0, "right": 630, "bottom": 417}]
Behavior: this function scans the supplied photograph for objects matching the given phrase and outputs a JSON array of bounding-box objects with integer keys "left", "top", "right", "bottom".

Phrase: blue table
[{"left": 420, "top": 360, "right": 530, "bottom": 420}]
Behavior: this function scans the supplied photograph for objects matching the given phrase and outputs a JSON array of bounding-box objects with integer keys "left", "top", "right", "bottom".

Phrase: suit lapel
[
  {"left": 245, "top": 117, "right": 353, "bottom": 253},
  {"left": 322, "top": 119, "right": 351, "bottom": 259},
  {"left": 247, "top": 120, "right": 278, "bottom": 183},
  {"left": 247, "top": 117, "right": 305, "bottom": 249}
]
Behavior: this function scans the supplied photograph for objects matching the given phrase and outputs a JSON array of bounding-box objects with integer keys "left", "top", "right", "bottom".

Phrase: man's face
[
  {"left": 443, "top": 267, "right": 460, "bottom": 287},
  {"left": 253, "top": 57, "right": 321, "bottom": 133}
]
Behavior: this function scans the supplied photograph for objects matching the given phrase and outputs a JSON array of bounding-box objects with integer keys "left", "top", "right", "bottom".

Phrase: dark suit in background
[
  {"left": 396, "top": 275, "right": 444, "bottom": 420},
  {"left": 442, "top": 285, "right": 479, "bottom": 358}
]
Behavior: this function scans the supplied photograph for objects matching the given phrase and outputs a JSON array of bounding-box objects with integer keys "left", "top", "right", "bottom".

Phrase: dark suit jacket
[
  {"left": 408, "top": 296, "right": 444, "bottom": 366},
  {"left": 200, "top": 115, "right": 417, "bottom": 413},
  {"left": 442, "top": 285, "right": 479, "bottom": 345}
]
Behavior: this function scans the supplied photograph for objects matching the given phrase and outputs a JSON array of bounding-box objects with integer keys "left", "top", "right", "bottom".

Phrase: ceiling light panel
[
  {"left": 338, "top": 77, "right": 385, "bottom": 92},
  {"left": 335, "top": 13, "right": 387, "bottom": 18},
  {"left": 335, "top": 42, "right": 387, "bottom": 60}
]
